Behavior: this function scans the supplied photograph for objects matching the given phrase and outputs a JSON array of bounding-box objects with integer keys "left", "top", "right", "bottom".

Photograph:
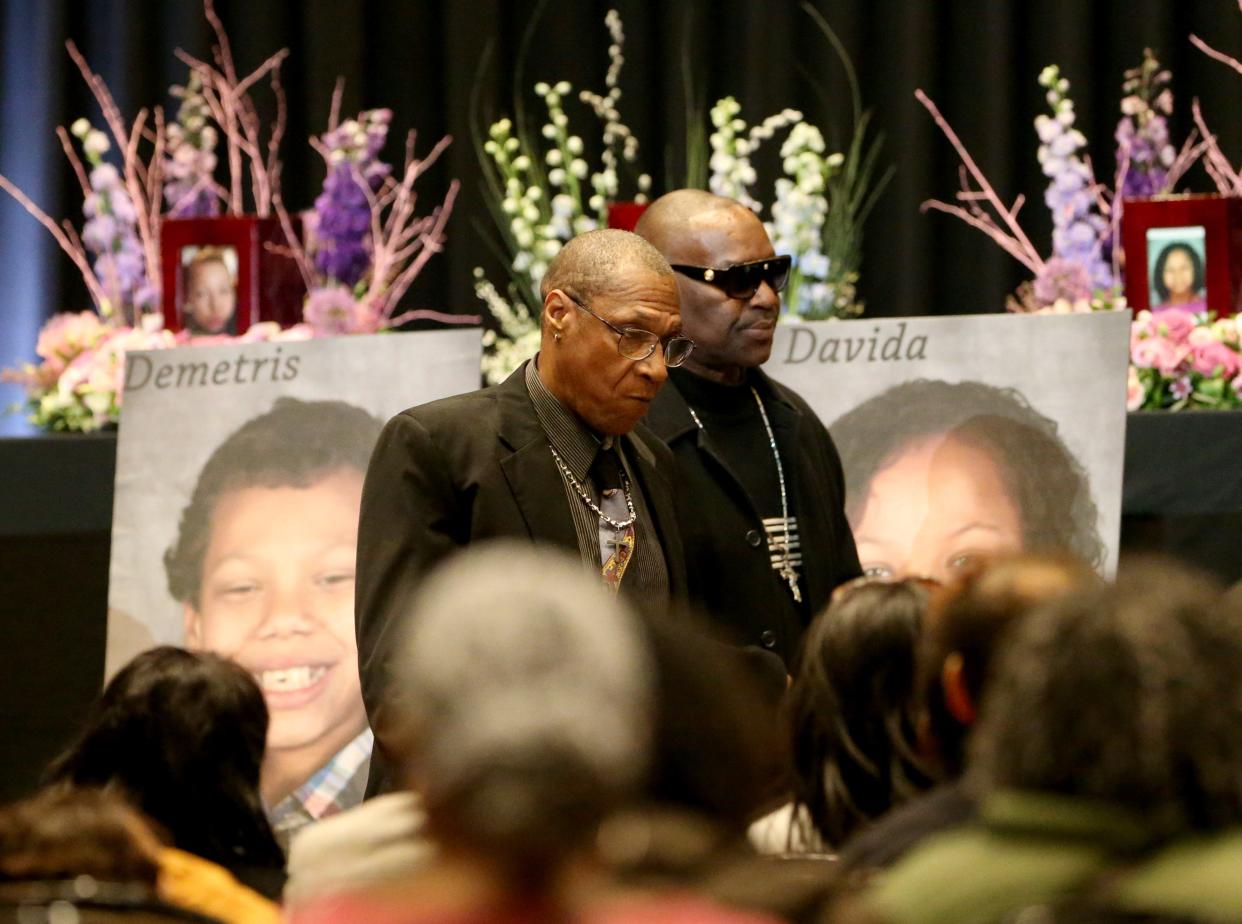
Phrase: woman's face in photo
[
  {"left": 1161, "top": 248, "right": 1197, "bottom": 304},
  {"left": 184, "top": 258, "right": 236, "bottom": 333},
  {"left": 183, "top": 468, "right": 367, "bottom": 761},
  {"left": 850, "top": 433, "right": 1024, "bottom": 583}
]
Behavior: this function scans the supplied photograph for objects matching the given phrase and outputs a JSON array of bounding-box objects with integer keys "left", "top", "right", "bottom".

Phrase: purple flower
[
  {"left": 1115, "top": 50, "right": 1176, "bottom": 202},
  {"left": 311, "top": 110, "right": 393, "bottom": 287},
  {"left": 1033, "top": 257, "right": 1092, "bottom": 305},
  {"left": 303, "top": 285, "right": 358, "bottom": 336},
  {"left": 1171, "top": 376, "right": 1193, "bottom": 400}
]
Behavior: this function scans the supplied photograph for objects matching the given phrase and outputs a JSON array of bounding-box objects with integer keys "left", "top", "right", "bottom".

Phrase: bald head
[
  {"left": 635, "top": 189, "right": 755, "bottom": 260},
  {"left": 540, "top": 229, "right": 673, "bottom": 305}
]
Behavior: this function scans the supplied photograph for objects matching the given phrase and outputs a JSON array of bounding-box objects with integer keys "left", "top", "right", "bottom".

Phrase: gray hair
[
  {"left": 540, "top": 228, "right": 673, "bottom": 304},
  {"left": 970, "top": 560, "right": 1242, "bottom": 833},
  {"left": 393, "top": 541, "right": 654, "bottom": 864}
]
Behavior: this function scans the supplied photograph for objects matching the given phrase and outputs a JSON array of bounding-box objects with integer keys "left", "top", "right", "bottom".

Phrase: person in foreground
[
  {"left": 834, "top": 559, "right": 1242, "bottom": 924},
  {"left": 356, "top": 229, "right": 692, "bottom": 794},
  {"left": 838, "top": 553, "right": 1099, "bottom": 875},
  {"left": 750, "top": 578, "right": 937, "bottom": 857},
  {"left": 0, "top": 786, "right": 279, "bottom": 924},
  {"left": 290, "top": 543, "right": 783, "bottom": 924},
  {"left": 636, "top": 190, "right": 860, "bottom": 670}
]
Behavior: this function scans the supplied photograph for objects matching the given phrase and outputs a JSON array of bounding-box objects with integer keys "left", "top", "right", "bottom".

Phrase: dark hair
[
  {"left": 0, "top": 787, "right": 162, "bottom": 885},
  {"left": 164, "top": 397, "right": 382, "bottom": 608},
  {"left": 44, "top": 647, "right": 284, "bottom": 871},
  {"left": 922, "top": 553, "right": 1100, "bottom": 776},
  {"left": 972, "top": 559, "right": 1242, "bottom": 833},
  {"left": 787, "top": 581, "right": 936, "bottom": 848},
  {"left": 1151, "top": 242, "right": 1205, "bottom": 303},
  {"left": 830, "top": 379, "right": 1104, "bottom": 569}
]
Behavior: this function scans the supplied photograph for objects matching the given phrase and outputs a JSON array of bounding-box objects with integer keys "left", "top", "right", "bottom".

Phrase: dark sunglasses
[{"left": 670, "top": 255, "right": 792, "bottom": 300}]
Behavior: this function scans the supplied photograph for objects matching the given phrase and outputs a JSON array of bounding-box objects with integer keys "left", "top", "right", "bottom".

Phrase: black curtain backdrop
[{"left": 3, "top": 0, "right": 1242, "bottom": 363}]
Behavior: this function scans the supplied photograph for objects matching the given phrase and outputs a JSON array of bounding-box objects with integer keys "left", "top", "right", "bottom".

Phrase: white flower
[
  {"left": 502, "top": 197, "right": 519, "bottom": 215},
  {"left": 573, "top": 215, "right": 597, "bottom": 234},
  {"left": 567, "top": 136, "right": 584, "bottom": 155},
  {"left": 542, "top": 124, "right": 558, "bottom": 139},
  {"left": 548, "top": 167, "right": 566, "bottom": 186},
  {"left": 70, "top": 118, "right": 91, "bottom": 139},
  {"left": 553, "top": 112, "right": 568, "bottom": 128},
  {"left": 512, "top": 155, "right": 531, "bottom": 171},
  {"left": 535, "top": 81, "right": 550, "bottom": 96},
  {"left": 504, "top": 137, "right": 520, "bottom": 152},
  {"left": 552, "top": 194, "right": 575, "bottom": 218},
  {"left": 546, "top": 148, "right": 563, "bottom": 166},
  {"left": 83, "top": 129, "right": 111, "bottom": 158},
  {"left": 637, "top": 173, "right": 651, "bottom": 192},
  {"left": 555, "top": 81, "right": 571, "bottom": 95},
  {"left": 570, "top": 158, "right": 589, "bottom": 179}
]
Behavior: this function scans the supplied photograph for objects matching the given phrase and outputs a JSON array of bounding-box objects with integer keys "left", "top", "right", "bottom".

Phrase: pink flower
[
  {"left": 1151, "top": 307, "right": 1196, "bottom": 343},
  {"left": 303, "top": 286, "right": 358, "bottom": 337},
  {"left": 1171, "top": 376, "right": 1193, "bottom": 400},
  {"left": 1188, "top": 326, "right": 1218, "bottom": 348},
  {"left": 1132, "top": 336, "right": 1190, "bottom": 376},
  {"left": 34, "top": 311, "right": 107, "bottom": 376},
  {"left": 1126, "top": 366, "right": 1145, "bottom": 411},
  {"left": 1189, "top": 340, "right": 1241, "bottom": 379}
]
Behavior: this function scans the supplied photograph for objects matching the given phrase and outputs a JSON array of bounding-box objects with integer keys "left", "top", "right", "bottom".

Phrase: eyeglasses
[
  {"left": 670, "top": 255, "right": 792, "bottom": 300},
  {"left": 564, "top": 292, "right": 696, "bottom": 367}
]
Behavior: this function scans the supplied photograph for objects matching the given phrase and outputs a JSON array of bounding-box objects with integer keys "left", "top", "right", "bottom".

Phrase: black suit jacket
[
  {"left": 355, "top": 364, "right": 688, "bottom": 792},
  {"left": 644, "top": 368, "right": 860, "bottom": 666}
]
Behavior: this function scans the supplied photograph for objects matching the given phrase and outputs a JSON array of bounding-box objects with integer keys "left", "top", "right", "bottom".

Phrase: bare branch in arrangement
[
  {"left": 0, "top": 174, "right": 109, "bottom": 309},
  {"left": 1190, "top": 33, "right": 1242, "bottom": 78},
  {"left": 1191, "top": 99, "right": 1242, "bottom": 195},
  {"left": 915, "top": 89, "right": 1045, "bottom": 274}
]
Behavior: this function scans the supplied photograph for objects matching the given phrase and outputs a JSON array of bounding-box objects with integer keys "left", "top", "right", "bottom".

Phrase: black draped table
[{"left": 2, "top": 413, "right": 1241, "bottom": 801}]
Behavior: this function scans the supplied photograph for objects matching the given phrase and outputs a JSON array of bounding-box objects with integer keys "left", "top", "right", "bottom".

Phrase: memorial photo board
[
  {"left": 106, "top": 329, "right": 481, "bottom": 833},
  {"left": 765, "top": 312, "right": 1131, "bottom": 580}
]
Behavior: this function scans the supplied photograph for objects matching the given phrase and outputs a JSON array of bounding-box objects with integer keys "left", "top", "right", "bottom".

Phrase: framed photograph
[
  {"left": 1120, "top": 195, "right": 1242, "bottom": 317},
  {"left": 160, "top": 217, "right": 306, "bottom": 334}
]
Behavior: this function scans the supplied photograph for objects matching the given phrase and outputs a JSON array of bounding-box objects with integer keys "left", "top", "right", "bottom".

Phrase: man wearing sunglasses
[
  {"left": 637, "top": 190, "right": 861, "bottom": 670},
  {"left": 355, "top": 229, "right": 690, "bottom": 794}
]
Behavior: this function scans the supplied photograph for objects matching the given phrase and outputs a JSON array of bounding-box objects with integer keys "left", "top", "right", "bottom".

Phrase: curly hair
[
  {"left": 786, "top": 580, "right": 936, "bottom": 849},
  {"left": 829, "top": 379, "right": 1104, "bottom": 569},
  {"left": 1151, "top": 241, "right": 1205, "bottom": 304},
  {"left": 44, "top": 646, "right": 283, "bottom": 871},
  {"left": 163, "top": 397, "right": 383, "bottom": 609}
]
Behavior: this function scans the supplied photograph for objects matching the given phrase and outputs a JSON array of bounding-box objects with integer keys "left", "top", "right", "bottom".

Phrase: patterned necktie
[{"left": 592, "top": 446, "right": 635, "bottom": 593}]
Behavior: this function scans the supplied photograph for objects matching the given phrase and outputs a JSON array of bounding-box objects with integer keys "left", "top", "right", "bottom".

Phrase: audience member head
[
  {"left": 830, "top": 379, "right": 1104, "bottom": 582},
  {"left": 45, "top": 646, "right": 284, "bottom": 872},
  {"left": 787, "top": 579, "right": 937, "bottom": 848},
  {"left": 538, "top": 229, "right": 686, "bottom": 435},
  {"left": 923, "top": 553, "right": 1101, "bottom": 776},
  {"left": 637, "top": 189, "right": 788, "bottom": 385},
  {"left": 0, "top": 787, "right": 163, "bottom": 886},
  {"left": 164, "top": 397, "right": 382, "bottom": 805},
  {"left": 391, "top": 542, "right": 654, "bottom": 896},
  {"left": 971, "top": 559, "right": 1242, "bottom": 833}
]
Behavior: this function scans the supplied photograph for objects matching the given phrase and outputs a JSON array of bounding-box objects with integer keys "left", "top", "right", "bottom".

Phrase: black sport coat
[
  {"left": 355, "top": 363, "right": 687, "bottom": 793},
  {"left": 643, "top": 368, "right": 860, "bottom": 667}
]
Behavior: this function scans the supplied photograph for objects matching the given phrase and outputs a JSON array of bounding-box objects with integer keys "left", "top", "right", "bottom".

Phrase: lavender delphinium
[
  {"left": 71, "top": 119, "right": 154, "bottom": 319},
  {"left": 164, "top": 72, "right": 220, "bottom": 218},
  {"left": 313, "top": 109, "right": 393, "bottom": 288},
  {"left": 1035, "top": 66, "right": 1114, "bottom": 295},
  {"left": 1115, "top": 49, "right": 1176, "bottom": 200}
]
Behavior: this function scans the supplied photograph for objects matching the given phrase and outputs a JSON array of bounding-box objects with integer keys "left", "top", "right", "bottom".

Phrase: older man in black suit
[{"left": 355, "top": 229, "right": 694, "bottom": 792}]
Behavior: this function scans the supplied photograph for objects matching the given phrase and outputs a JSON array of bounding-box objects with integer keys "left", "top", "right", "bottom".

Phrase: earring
[{"left": 554, "top": 332, "right": 562, "bottom": 342}]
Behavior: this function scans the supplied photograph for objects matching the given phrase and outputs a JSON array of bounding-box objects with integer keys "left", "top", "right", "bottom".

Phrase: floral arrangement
[
  {"left": 3, "top": 0, "right": 460, "bottom": 431},
  {"left": 1129, "top": 308, "right": 1242, "bottom": 410},
  {"left": 471, "top": 9, "right": 651, "bottom": 382},
  {"left": 276, "top": 90, "right": 463, "bottom": 337},
  {"left": 473, "top": 3, "right": 887, "bottom": 382},
  {"left": 917, "top": 51, "right": 1200, "bottom": 316}
]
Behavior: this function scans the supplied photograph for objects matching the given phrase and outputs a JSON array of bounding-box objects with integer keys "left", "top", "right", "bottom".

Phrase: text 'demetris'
[{"left": 124, "top": 347, "right": 301, "bottom": 392}]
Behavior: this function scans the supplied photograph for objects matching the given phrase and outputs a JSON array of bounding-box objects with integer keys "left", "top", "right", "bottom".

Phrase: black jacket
[
  {"left": 644, "top": 368, "right": 860, "bottom": 666},
  {"left": 355, "top": 364, "right": 688, "bottom": 793}
]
